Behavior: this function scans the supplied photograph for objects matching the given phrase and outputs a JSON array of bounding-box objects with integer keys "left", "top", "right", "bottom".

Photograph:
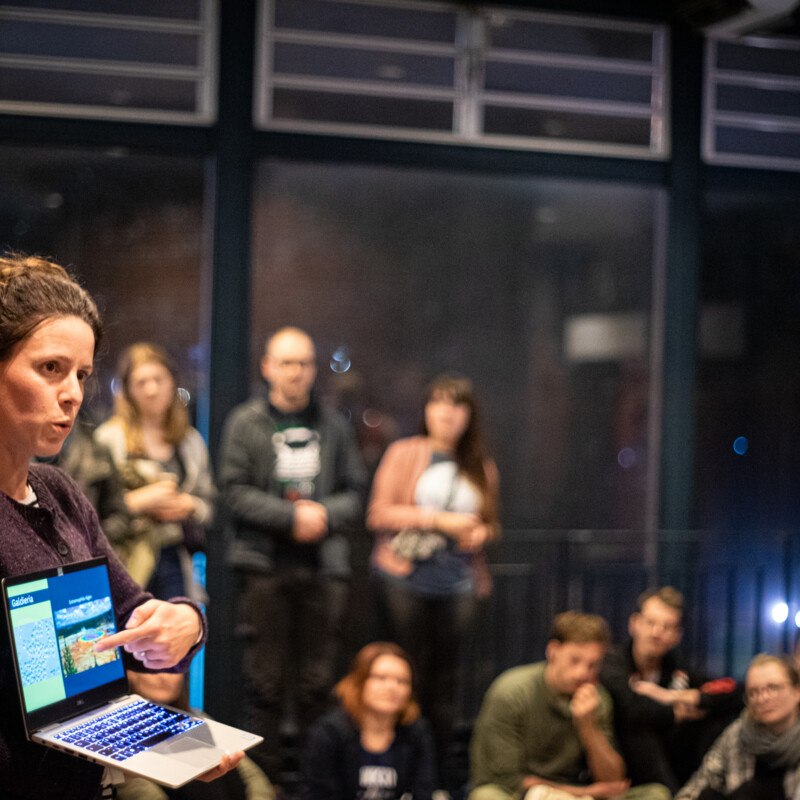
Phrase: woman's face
[
  {"left": 127, "top": 360, "right": 175, "bottom": 422},
  {"left": 746, "top": 662, "right": 800, "bottom": 734},
  {"left": 425, "top": 391, "right": 471, "bottom": 450},
  {"left": 361, "top": 654, "right": 412, "bottom": 719},
  {"left": 0, "top": 315, "right": 94, "bottom": 463}
]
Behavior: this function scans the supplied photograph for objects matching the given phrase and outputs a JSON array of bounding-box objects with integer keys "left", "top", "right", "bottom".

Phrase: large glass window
[
  {"left": 696, "top": 188, "right": 800, "bottom": 534},
  {"left": 0, "top": 146, "right": 210, "bottom": 427},
  {"left": 251, "top": 160, "right": 665, "bottom": 530},
  {"left": 0, "top": 1, "right": 218, "bottom": 123},
  {"left": 693, "top": 188, "right": 800, "bottom": 665},
  {"left": 704, "top": 35, "right": 800, "bottom": 171},
  {"left": 257, "top": 0, "right": 668, "bottom": 158}
]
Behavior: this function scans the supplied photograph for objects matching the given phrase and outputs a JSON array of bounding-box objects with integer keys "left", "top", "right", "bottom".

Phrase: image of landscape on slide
[{"left": 55, "top": 598, "right": 119, "bottom": 676}]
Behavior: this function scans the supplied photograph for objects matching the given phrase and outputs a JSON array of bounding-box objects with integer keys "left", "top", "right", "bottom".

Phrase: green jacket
[{"left": 470, "top": 661, "right": 617, "bottom": 796}]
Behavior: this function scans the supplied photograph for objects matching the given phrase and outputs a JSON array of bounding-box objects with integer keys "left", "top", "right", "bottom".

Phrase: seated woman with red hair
[{"left": 302, "top": 642, "right": 435, "bottom": 800}]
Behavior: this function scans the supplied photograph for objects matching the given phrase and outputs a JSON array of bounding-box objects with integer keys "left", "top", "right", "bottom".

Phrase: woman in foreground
[
  {"left": 676, "top": 653, "right": 800, "bottom": 800},
  {"left": 0, "top": 254, "right": 241, "bottom": 800},
  {"left": 302, "top": 642, "right": 435, "bottom": 800}
]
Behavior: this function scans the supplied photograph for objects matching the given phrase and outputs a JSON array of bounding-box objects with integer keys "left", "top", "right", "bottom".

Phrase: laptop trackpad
[{"left": 153, "top": 735, "right": 220, "bottom": 768}]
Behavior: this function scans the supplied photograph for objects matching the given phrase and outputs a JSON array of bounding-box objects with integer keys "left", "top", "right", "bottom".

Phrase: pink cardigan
[{"left": 366, "top": 436, "right": 499, "bottom": 597}]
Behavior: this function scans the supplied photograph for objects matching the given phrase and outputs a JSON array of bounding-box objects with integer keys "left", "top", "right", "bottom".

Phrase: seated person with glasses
[{"left": 676, "top": 654, "right": 800, "bottom": 800}]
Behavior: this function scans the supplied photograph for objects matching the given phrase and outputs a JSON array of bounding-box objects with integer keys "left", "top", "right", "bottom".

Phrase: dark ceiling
[{"left": 476, "top": 0, "right": 800, "bottom": 36}]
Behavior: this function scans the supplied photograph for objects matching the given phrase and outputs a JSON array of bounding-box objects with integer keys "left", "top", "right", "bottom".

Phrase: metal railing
[{"left": 455, "top": 527, "right": 798, "bottom": 720}]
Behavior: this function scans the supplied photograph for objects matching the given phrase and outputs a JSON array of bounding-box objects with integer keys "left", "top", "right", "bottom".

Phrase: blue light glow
[
  {"left": 330, "top": 346, "right": 351, "bottom": 374},
  {"left": 733, "top": 436, "right": 748, "bottom": 455}
]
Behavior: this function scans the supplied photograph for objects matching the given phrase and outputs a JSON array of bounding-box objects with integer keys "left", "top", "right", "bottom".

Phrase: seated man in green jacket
[{"left": 469, "top": 611, "right": 671, "bottom": 800}]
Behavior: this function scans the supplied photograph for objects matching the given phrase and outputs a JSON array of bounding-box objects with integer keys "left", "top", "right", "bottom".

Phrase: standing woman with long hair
[
  {"left": 303, "top": 642, "right": 435, "bottom": 800},
  {"left": 95, "top": 343, "right": 215, "bottom": 601},
  {"left": 367, "top": 373, "right": 499, "bottom": 789}
]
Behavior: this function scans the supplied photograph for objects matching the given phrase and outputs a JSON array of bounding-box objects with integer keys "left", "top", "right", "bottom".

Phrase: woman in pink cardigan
[{"left": 367, "top": 373, "right": 499, "bottom": 790}]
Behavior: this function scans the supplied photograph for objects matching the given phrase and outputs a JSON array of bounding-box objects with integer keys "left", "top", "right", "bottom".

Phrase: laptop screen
[{"left": 4, "top": 558, "right": 127, "bottom": 727}]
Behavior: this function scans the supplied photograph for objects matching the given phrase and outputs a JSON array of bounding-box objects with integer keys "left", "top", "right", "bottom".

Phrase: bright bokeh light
[
  {"left": 795, "top": 610, "right": 800, "bottom": 629},
  {"left": 330, "top": 346, "right": 351, "bottom": 373},
  {"left": 771, "top": 602, "right": 789, "bottom": 624},
  {"left": 362, "top": 408, "right": 383, "bottom": 428}
]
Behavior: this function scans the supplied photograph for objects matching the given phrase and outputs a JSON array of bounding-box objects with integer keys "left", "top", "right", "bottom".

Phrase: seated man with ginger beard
[{"left": 469, "top": 611, "right": 670, "bottom": 800}]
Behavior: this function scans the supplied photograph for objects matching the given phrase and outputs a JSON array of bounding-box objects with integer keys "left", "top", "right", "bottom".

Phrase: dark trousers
[
  {"left": 240, "top": 569, "right": 348, "bottom": 781},
  {"left": 697, "top": 780, "right": 783, "bottom": 800},
  {"left": 379, "top": 575, "right": 477, "bottom": 789},
  {"left": 146, "top": 545, "right": 185, "bottom": 601},
  {"left": 623, "top": 713, "right": 735, "bottom": 792}
]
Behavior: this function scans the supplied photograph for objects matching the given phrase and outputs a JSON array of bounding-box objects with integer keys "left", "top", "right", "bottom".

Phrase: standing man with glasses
[
  {"left": 220, "top": 327, "right": 368, "bottom": 786},
  {"left": 600, "top": 587, "right": 743, "bottom": 793}
]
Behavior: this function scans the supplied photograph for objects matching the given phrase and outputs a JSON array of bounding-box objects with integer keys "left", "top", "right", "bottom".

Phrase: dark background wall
[{"left": 1, "top": 0, "right": 800, "bottom": 722}]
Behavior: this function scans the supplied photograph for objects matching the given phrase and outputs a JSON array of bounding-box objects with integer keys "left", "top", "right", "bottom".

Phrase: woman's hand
[
  {"left": 125, "top": 482, "right": 196, "bottom": 521},
  {"left": 151, "top": 492, "right": 196, "bottom": 521},
  {"left": 433, "top": 512, "right": 490, "bottom": 552},
  {"left": 197, "top": 750, "right": 245, "bottom": 782},
  {"left": 434, "top": 511, "right": 480, "bottom": 538},
  {"left": 455, "top": 522, "right": 490, "bottom": 553},
  {"left": 124, "top": 480, "right": 179, "bottom": 516},
  {"left": 95, "top": 600, "right": 203, "bottom": 669}
]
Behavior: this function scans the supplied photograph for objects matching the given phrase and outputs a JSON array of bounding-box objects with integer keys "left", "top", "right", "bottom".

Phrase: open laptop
[{"left": 2, "top": 556, "right": 262, "bottom": 788}]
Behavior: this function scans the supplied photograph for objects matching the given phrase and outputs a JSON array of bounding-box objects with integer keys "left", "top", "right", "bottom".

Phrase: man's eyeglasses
[
  {"left": 274, "top": 359, "right": 315, "bottom": 369},
  {"left": 745, "top": 681, "right": 794, "bottom": 702}
]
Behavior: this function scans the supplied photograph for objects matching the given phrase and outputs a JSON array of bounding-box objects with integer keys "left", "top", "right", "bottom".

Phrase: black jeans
[
  {"left": 379, "top": 575, "right": 477, "bottom": 789},
  {"left": 240, "top": 569, "right": 348, "bottom": 781},
  {"left": 622, "top": 713, "right": 735, "bottom": 793}
]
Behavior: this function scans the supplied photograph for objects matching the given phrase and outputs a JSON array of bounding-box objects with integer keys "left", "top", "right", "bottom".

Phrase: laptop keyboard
[{"left": 53, "top": 699, "right": 204, "bottom": 761}]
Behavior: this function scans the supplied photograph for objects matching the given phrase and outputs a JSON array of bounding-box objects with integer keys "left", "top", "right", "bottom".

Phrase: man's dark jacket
[
  {"left": 219, "top": 394, "right": 367, "bottom": 577},
  {"left": 600, "top": 640, "right": 742, "bottom": 790}
]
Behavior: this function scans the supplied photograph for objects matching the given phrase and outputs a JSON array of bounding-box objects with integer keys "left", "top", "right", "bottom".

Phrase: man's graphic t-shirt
[
  {"left": 270, "top": 403, "right": 321, "bottom": 501},
  {"left": 270, "top": 403, "right": 322, "bottom": 566},
  {"left": 272, "top": 426, "right": 321, "bottom": 500}
]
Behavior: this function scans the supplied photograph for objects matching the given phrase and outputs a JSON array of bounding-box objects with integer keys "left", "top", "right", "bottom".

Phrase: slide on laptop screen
[{"left": 3, "top": 557, "right": 261, "bottom": 788}]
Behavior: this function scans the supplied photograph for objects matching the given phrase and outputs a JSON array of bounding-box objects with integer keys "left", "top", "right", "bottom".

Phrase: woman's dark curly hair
[{"left": 0, "top": 253, "right": 102, "bottom": 361}]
